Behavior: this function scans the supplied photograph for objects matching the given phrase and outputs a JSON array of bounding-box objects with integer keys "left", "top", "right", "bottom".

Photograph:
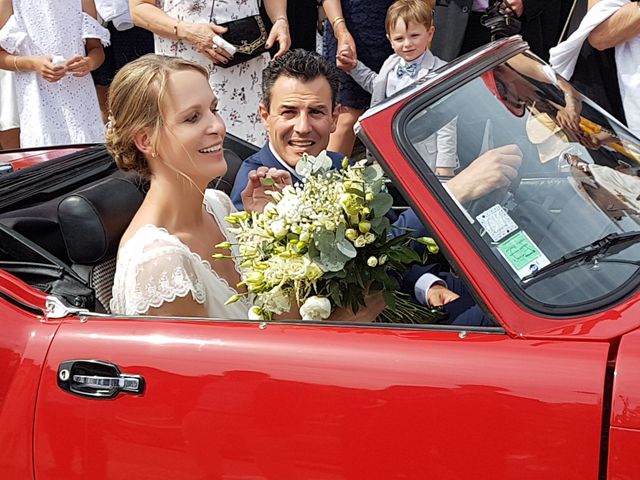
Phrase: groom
[{"left": 231, "top": 49, "right": 521, "bottom": 326}]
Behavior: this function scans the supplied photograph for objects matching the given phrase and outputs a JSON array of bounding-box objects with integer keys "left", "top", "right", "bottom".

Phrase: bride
[{"left": 106, "top": 54, "right": 290, "bottom": 318}]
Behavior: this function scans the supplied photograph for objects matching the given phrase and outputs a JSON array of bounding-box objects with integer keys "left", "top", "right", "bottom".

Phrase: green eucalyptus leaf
[
  {"left": 337, "top": 239, "right": 357, "bottom": 258},
  {"left": 315, "top": 229, "right": 335, "bottom": 253},
  {"left": 318, "top": 248, "right": 349, "bottom": 272},
  {"left": 371, "top": 216, "right": 391, "bottom": 235},
  {"left": 259, "top": 177, "right": 276, "bottom": 187},
  {"left": 370, "top": 192, "right": 393, "bottom": 217},
  {"left": 364, "top": 164, "right": 384, "bottom": 183}
]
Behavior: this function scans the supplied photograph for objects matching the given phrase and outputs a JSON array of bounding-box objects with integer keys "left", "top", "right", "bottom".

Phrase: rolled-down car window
[{"left": 404, "top": 52, "right": 640, "bottom": 312}]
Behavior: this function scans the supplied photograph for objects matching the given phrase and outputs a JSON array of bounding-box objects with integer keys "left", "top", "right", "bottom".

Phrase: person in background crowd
[
  {"left": 550, "top": 0, "right": 640, "bottom": 136},
  {"left": 320, "top": 0, "right": 394, "bottom": 157},
  {"left": 130, "top": 0, "right": 290, "bottom": 146},
  {"left": 553, "top": 0, "right": 627, "bottom": 125},
  {"left": 93, "top": 0, "right": 154, "bottom": 123},
  {"left": 262, "top": 0, "right": 319, "bottom": 52},
  {"left": 431, "top": 0, "right": 572, "bottom": 62},
  {"left": 337, "top": 0, "right": 458, "bottom": 176},
  {"left": 0, "top": 69, "right": 19, "bottom": 149},
  {"left": 0, "top": 0, "right": 109, "bottom": 148}
]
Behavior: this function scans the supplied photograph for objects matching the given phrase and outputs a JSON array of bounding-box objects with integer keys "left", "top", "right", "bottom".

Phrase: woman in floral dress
[{"left": 131, "top": 0, "right": 290, "bottom": 146}]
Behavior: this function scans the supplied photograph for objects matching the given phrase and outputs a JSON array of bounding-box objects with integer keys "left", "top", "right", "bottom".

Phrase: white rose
[
  {"left": 271, "top": 219, "right": 288, "bottom": 239},
  {"left": 263, "top": 286, "right": 292, "bottom": 315},
  {"left": 276, "top": 195, "right": 302, "bottom": 222},
  {"left": 299, "top": 296, "right": 332, "bottom": 321},
  {"left": 248, "top": 306, "right": 264, "bottom": 320}
]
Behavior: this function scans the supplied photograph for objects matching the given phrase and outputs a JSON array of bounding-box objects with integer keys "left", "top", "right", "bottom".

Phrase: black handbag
[{"left": 217, "top": 15, "right": 268, "bottom": 68}]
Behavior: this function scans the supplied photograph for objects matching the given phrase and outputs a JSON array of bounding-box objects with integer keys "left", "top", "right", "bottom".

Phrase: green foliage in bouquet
[{"left": 216, "top": 151, "right": 440, "bottom": 322}]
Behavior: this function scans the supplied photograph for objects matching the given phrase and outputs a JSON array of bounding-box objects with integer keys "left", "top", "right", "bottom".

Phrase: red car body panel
[
  {"left": 33, "top": 317, "right": 609, "bottom": 479},
  {"left": 608, "top": 427, "right": 640, "bottom": 480},
  {"left": 0, "top": 273, "right": 56, "bottom": 478},
  {"left": 607, "top": 328, "right": 640, "bottom": 479},
  {"left": 0, "top": 147, "right": 86, "bottom": 172}
]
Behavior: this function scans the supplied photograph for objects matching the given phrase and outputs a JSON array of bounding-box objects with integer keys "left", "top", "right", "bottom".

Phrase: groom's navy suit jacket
[{"left": 229, "top": 144, "right": 490, "bottom": 326}]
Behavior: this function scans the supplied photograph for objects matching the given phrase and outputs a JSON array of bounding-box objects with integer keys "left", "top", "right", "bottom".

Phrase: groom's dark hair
[{"left": 261, "top": 49, "right": 340, "bottom": 110}]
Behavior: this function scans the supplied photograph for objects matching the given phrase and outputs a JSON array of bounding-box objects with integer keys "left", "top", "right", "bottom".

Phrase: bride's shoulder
[
  {"left": 204, "top": 189, "right": 236, "bottom": 216},
  {"left": 118, "top": 224, "right": 184, "bottom": 258}
]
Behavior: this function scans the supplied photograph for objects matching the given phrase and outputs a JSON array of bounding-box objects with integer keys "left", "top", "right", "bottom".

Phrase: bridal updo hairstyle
[{"left": 105, "top": 54, "right": 209, "bottom": 178}]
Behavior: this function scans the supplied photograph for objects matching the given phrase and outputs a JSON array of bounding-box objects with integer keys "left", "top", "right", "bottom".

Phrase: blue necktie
[{"left": 397, "top": 62, "right": 418, "bottom": 79}]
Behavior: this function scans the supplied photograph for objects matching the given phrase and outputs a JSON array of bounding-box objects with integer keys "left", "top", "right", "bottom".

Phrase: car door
[{"left": 34, "top": 313, "right": 609, "bottom": 480}]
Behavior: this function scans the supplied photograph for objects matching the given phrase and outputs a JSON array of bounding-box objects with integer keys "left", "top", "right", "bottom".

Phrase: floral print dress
[{"left": 156, "top": 0, "right": 268, "bottom": 146}]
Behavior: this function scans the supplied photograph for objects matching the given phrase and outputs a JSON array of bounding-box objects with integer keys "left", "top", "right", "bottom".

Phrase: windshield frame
[{"left": 391, "top": 48, "right": 640, "bottom": 318}]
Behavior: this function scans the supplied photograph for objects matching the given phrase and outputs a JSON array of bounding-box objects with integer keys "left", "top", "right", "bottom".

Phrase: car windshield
[{"left": 403, "top": 51, "right": 640, "bottom": 312}]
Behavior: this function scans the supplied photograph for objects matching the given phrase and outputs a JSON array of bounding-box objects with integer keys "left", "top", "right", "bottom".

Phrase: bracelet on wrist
[
  {"left": 273, "top": 16, "right": 288, "bottom": 24},
  {"left": 13, "top": 55, "right": 21, "bottom": 72},
  {"left": 173, "top": 19, "right": 182, "bottom": 38},
  {"left": 331, "top": 16, "right": 346, "bottom": 31}
]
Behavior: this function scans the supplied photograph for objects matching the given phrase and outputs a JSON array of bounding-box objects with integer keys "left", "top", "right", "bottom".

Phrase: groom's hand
[{"left": 241, "top": 167, "right": 292, "bottom": 213}]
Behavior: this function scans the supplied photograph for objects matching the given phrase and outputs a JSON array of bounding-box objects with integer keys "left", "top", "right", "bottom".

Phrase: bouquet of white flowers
[{"left": 216, "top": 151, "right": 439, "bottom": 322}]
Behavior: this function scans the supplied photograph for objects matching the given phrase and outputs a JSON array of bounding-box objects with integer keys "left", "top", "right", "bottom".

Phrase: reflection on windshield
[{"left": 405, "top": 52, "right": 640, "bottom": 310}]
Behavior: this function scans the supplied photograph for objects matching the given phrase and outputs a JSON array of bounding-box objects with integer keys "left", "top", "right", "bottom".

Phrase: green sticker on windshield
[{"left": 497, "top": 231, "right": 550, "bottom": 279}]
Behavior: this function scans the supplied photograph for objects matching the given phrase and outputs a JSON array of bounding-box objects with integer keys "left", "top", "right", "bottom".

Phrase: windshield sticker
[
  {"left": 497, "top": 231, "right": 550, "bottom": 280},
  {"left": 476, "top": 204, "right": 519, "bottom": 242}
]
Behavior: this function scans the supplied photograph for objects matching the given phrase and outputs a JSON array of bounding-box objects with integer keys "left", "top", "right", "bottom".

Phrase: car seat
[{"left": 57, "top": 172, "right": 144, "bottom": 313}]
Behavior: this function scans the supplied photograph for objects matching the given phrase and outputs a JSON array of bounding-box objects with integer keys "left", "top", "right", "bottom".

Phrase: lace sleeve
[{"left": 111, "top": 245, "right": 206, "bottom": 316}]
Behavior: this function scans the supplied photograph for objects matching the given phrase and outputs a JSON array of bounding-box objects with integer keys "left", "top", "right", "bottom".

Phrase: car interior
[{"left": 0, "top": 138, "right": 250, "bottom": 314}]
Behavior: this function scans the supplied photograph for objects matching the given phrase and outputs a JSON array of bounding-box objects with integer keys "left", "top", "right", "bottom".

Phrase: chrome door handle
[
  {"left": 58, "top": 360, "right": 145, "bottom": 398},
  {"left": 72, "top": 375, "right": 142, "bottom": 393}
]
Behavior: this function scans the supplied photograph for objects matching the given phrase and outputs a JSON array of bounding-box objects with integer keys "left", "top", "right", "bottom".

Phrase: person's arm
[
  {"left": 588, "top": 0, "right": 640, "bottom": 51},
  {"left": 434, "top": 118, "right": 458, "bottom": 176},
  {"left": 347, "top": 60, "right": 379, "bottom": 93},
  {"left": 263, "top": 0, "right": 291, "bottom": 58},
  {"left": 321, "top": 0, "right": 357, "bottom": 63},
  {"left": 65, "top": 0, "right": 105, "bottom": 77},
  {"left": 129, "top": 0, "right": 230, "bottom": 63},
  {"left": 0, "top": 0, "right": 11, "bottom": 27},
  {"left": 446, "top": 144, "right": 523, "bottom": 204},
  {"left": 0, "top": 0, "right": 66, "bottom": 81}
]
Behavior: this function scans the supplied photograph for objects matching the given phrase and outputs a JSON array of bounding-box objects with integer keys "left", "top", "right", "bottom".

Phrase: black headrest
[{"left": 57, "top": 173, "right": 144, "bottom": 264}]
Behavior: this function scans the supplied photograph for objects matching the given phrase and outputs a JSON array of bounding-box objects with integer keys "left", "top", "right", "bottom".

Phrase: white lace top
[
  {"left": 0, "top": 0, "right": 109, "bottom": 147},
  {"left": 110, "top": 190, "right": 251, "bottom": 318}
]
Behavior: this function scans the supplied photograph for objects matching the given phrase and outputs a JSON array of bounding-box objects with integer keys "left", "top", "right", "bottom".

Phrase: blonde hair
[
  {"left": 105, "top": 54, "right": 209, "bottom": 178},
  {"left": 385, "top": 0, "right": 435, "bottom": 34}
]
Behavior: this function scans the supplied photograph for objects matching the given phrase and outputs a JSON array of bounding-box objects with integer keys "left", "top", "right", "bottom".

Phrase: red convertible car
[{"left": 1, "top": 37, "right": 639, "bottom": 479}]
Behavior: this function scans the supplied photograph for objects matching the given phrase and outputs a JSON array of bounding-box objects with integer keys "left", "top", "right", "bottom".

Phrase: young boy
[{"left": 337, "top": 0, "right": 457, "bottom": 176}]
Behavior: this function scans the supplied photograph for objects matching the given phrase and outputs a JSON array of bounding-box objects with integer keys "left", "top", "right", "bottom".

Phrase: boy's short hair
[
  {"left": 385, "top": 0, "right": 435, "bottom": 34},
  {"left": 261, "top": 49, "right": 340, "bottom": 111}
]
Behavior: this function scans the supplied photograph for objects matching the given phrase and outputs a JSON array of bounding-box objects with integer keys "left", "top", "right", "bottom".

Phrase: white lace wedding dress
[{"left": 110, "top": 190, "right": 251, "bottom": 319}]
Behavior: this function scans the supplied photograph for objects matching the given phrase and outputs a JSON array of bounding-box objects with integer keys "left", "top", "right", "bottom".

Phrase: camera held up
[{"left": 481, "top": 1, "right": 522, "bottom": 40}]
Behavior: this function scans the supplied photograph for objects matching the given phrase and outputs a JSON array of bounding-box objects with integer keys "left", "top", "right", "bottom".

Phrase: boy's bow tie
[{"left": 397, "top": 62, "right": 418, "bottom": 78}]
